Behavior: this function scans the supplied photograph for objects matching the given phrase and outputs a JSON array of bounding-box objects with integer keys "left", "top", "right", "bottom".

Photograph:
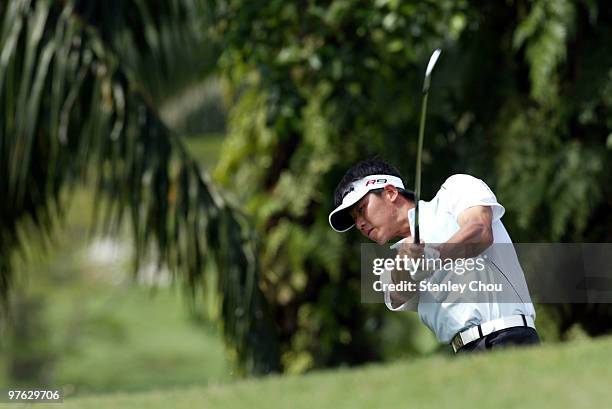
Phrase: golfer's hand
[
  {"left": 383, "top": 237, "right": 418, "bottom": 308},
  {"left": 397, "top": 237, "right": 436, "bottom": 280},
  {"left": 397, "top": 236, "right": 424, "bottom": 260}
]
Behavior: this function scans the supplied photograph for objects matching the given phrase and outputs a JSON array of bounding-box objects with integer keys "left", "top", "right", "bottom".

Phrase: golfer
[{"left": 328, "top": 158, "right": 540, "bottom": 353}]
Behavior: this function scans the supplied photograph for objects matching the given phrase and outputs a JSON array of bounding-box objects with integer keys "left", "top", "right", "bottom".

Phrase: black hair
[{"left": 333, "top": 158, "right": 415, "bottom": 207}]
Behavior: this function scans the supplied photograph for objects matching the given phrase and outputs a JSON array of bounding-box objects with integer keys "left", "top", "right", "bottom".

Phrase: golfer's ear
[{"left": 383, "top": 184, "right": 399, "bottom": 201}]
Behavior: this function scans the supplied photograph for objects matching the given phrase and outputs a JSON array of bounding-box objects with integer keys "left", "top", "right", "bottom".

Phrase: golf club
[{"left": 413, "top": 48, "right": 441, "bottom": 244}]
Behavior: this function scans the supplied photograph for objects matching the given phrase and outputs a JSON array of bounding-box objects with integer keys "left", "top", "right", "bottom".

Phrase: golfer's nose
[{"left": 356, "top": 217, "right": 367, "bottom": 233}]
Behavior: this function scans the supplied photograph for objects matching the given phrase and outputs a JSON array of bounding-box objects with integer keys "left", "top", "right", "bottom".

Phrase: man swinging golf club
[{"left": 327, "top": 50, "right": 540, "bottom": 353}]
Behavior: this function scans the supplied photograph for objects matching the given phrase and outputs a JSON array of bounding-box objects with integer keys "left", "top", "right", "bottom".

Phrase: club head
[{"left": 422, "top": 48, "right": 442, "bottom": 93}]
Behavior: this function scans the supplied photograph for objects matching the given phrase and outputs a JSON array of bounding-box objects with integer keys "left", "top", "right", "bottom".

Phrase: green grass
[
  {"left": 29, "top": 335, "right": 612, "bottom": 409},
  {"left": 48, "top": 285, "right": 232, "bottom": 395}
]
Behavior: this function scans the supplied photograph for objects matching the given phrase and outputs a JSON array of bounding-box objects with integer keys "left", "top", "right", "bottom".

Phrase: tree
[
  {"left": 0, "top": 0, "right": 280, "bottom": 374},
  {"left": 211, "top": 0, "right": 612, "bottom": 370}
]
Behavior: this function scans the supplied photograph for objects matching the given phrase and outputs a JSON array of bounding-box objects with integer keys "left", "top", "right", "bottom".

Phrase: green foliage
[
  {"left": 3, "top": 0, "right": 612, "bottom": 380},
  {"left": 212, "top": 0, "right": 612, "bottom": 372},
  {"left": 0, "top": 0, "right": 279, "bottom": 374},
  {"left": 495, "top": 104, "right": 604, "bottom": 240},
  {"left": 497, "top": 0, "right": 612, "bottom": 241},
  {"left": 513, "top": 0, "right": 575, "bottom": 105},
  {"left": 212, "top": 0, "right": 471, "bottom": 372}
]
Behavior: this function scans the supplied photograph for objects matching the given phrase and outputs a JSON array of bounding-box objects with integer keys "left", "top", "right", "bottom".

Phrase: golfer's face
[{"left": 349, "top": 192, "right": 396, "bottom": 245}]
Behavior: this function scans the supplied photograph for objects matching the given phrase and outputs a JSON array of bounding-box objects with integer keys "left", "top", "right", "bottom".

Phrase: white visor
[{"left": 328, "top": 174, "right": 406, "bottom": 232}]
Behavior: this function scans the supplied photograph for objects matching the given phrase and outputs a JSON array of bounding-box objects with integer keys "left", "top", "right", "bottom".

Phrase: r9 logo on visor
[{"left": 365, "top": 178, "right": 387, "bottom": 186}]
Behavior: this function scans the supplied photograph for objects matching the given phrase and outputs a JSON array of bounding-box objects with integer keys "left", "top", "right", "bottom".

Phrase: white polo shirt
[{"left": 381, "top": 174, "right": 536, "bottom": 343}]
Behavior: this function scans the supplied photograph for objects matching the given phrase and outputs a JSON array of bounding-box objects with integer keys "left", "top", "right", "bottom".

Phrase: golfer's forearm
[{"left": 439, "top": 222, "right": 493, "bottom": 259}]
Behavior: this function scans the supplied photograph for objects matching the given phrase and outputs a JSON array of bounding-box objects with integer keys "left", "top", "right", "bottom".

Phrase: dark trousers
[{"left": 457, "top": 326, "right": 540, "bottom": 354}]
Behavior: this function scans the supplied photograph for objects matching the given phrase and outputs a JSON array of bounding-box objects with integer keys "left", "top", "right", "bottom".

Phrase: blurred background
[{"left": 1, "top": 0, "right": 611, "bottom": 404}]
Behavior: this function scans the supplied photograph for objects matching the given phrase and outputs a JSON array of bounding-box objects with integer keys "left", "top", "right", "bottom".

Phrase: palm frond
[{"left": 0, "top": 0, "right": 279, "bottom": 374}]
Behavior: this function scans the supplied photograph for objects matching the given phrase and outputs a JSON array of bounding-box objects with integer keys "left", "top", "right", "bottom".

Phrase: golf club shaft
[
  {"left": 414, "top": 90, "right": 428, "bottom": 244},
  {"left": 414, "top": 48, "right": 441, "bottom": 244}
]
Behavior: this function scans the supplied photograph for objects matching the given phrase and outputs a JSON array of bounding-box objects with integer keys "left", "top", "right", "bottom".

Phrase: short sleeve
[
  {"left": 440, "top": 174, "right": 505, "bottom": 222},
  {"left": 381, "top": 267, "right": 418, "bottom": 311}
]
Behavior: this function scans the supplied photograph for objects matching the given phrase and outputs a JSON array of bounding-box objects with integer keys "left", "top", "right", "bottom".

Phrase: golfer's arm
[{"left": 438, "top": 205, "right": 494, "bottom": 260}]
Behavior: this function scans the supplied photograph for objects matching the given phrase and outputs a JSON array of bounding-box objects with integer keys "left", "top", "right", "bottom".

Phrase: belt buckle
[{"left": 451, "top": 333, "right": 464, "bottom": 353}]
